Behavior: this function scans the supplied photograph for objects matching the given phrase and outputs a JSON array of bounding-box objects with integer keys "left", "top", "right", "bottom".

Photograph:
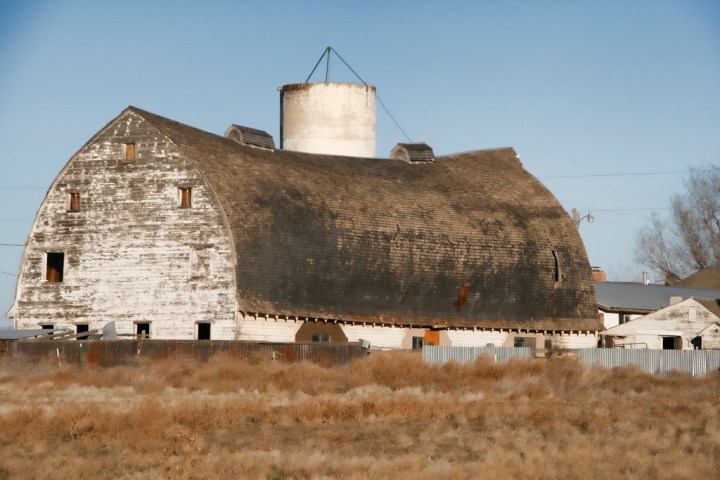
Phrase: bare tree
[{"left": 635, "top": 165, "right": 720, "bottom": 284}]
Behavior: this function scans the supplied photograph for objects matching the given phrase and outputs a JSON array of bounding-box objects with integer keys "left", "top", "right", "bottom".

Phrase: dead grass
[{"left": 0, "top": 352, "right": 719, "bottom": 479}]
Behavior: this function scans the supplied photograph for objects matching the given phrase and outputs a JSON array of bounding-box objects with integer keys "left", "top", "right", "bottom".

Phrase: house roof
[
  {"left": 126, "top": 107, "right": 601, "bottom": 331},
  {"left": 595, "top": 281, "right": 720, "bottom": 313},
  {"left": 676, "top": 268, "right": 720, "bottom": 289},
  {"left": 696, "top": 298, "right": 720, "bottom": 319}
]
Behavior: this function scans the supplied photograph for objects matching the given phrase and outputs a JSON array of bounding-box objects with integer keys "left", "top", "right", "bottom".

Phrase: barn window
[
  {"left": 189, "top": 248, "right": 212, "bottom": 278},
  {"left": 197, "top": 323, "right": 211, "bottom": 340},
  {"left": 552, "top": 250, "right": 562, "bottom": 286},
  {"left": 124, "top": 143, "right": 136, "bottom": 162},
  {"left": 311, "top": 334, "right": 330, "bottom": 343},
  {"left": 514, "top": 336, "right": 536, "bottom": 349},
  {"left": 76, "top": 324, "right": 89, "bottom": 335},
  {"left": 67, "top": 192, "right": 81, "bottom": 212},
  {"left": 135, "top": 323, "right": 150, "bottom": 339},
  {"left": 41, "top": 324, "right": 54, "bottom": 330},
  {"left": 46, "top": 252, "right": 65, "bottom": 282},
  {"left": 179, "top": 188, "right": 192, "bottom": 208},
  {"left": 412, "top": 336, "right": 424, "bottom": 349}
]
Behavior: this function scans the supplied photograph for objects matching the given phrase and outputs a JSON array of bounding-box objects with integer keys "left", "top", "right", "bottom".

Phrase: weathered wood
[
  {"left": 8, "top": 106, "right": 601, "bottom": 346},
  {"left": 10, "top": 110, "right": 237, "bottom": 339}
]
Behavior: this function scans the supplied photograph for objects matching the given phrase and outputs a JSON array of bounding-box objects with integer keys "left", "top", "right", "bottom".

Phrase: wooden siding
[
  {"left": 547, "top": 332, "right": 599, "bottom": 348},
  {"left": 700, "top": 324, "right": 720, "bottom": 349},
  {"left": 11, "top": 111, "right": 236, "bottom": 339},
  {"left": 295, "top": 322, "right": 348, "bottom": 343},
  {"left": 446, "top": 329, "right": 509, "bottom": 347},
  {"left": 236, "top": 314, "right": 302, "bottom": 343},
  {"left": 603, "top": 298, "right": 720, "bottom": 350},
  {"left": 340, "top": 324, "right": 410, "bottom": 350}
]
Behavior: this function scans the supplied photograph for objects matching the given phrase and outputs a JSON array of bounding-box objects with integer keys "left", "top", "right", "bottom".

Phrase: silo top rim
[{"left": 280, "top": 82, "right": 376, "bottom": 92}]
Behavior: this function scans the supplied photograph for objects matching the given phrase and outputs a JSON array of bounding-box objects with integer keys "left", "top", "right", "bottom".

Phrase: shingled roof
[
  {"left": 128, "top": 107, "right": 601, "bottom": 332},
  {"left": 677, "top": 268, "right": 720, "bottom": 289}
]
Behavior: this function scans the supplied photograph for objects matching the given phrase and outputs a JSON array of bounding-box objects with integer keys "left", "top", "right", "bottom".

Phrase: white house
[{"left": 601, "top": 298, "right": 720, "bottom": 350}]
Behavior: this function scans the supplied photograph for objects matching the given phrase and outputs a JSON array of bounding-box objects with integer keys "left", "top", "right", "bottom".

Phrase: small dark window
[
  {"left": 552, "top": 250, "right": 561, "bottom": 285},
  {"left": 46, "top": 252, "right": 64, "bottom": 282},
  {"left": 197, "top": 323, "right": 211, "bottom": 340},
  {"left": 68, "top": 192, "right": 81, "bottom": 212},
  {"left": 514, "top": 336, "right": 536, "bottom": 349},
  {"left": 76, "top": 324, "right": 89, "bottom": 334},
  {"left": 662, "top": 336, "right": 681, "bottom": 350},
  {"left": 412, "top": 336, "right": 424, "bottom": 349},
  {"left": 311, "top": 334, "right": 330, "bottom": 343},
  {"left": 136, "top": 323, "right": 150, "bottom": 339},
  {"left": 179, "top": 188, "right": 192, "bottom": 208},
  {"left": 41, "top": 324, "right": 54, "bottom": 330},
  {"left": 124, "top": 143, "right": 136, "bottom": 162}
]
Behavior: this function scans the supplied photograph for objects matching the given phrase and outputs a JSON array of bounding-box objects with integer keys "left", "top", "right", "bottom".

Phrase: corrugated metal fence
[
  {"left": 421, "top": 345, "right": 720, "bottom": 377},
  {"left": 576, "top": 349, "right": 720, "bottom": 377},
  {"left": 3, "top": 340, "right": 366, "bottom": 368},
  {"left": 422, "top": 345, "right": 533, "bottom": 365}
]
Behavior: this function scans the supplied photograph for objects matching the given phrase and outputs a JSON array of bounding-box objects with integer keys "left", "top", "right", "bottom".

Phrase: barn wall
[
  {"left": 341, "top": 324, "right": 409, "bottom": 350},
  {"left": 601, "top": 311, "right": 643, "bottom": 329},
  {"left": 400, "top": 328, "right": 429, "bottom": 349},
  {"left": 236, "top": 314, "right": 303, "bottom": 342},
  {"left": 548, "top": 332, "right": 599, "bottom": 348},
  {"left": 446, "top": 329, "right": 508, "bottom": 347},
  {"left": 10, "top": 111, "right": 236, "bottom": 339}
]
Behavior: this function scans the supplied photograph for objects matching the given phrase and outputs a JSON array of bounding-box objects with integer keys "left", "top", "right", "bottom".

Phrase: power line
[
  {"left": 0, "top": 243, "right": 25, "bottom": 247},
  {"left": 0, "top": 186, "right": 45, "bottom": 189},
  {"left": 591, "top": 207, "right": 671, "bottom": 212},
  {"left": 305, "top": 46, "right": 412, "bottom": 142},
  {"left": 540, "top": 171, "right": 685, "bottom": 179},
  {"left": 0, "top": 270, "right": 17, "bottom": 277}
]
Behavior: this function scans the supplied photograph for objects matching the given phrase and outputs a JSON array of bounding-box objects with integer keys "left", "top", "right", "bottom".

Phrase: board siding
[{"left": 12, "top": 111, "right": 236, "bottom": 339}]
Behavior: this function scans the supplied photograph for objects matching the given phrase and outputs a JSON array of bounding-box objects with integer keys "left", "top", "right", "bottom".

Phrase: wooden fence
[{"left": 1, "top": 340, "right": 367, "bottom": 368}]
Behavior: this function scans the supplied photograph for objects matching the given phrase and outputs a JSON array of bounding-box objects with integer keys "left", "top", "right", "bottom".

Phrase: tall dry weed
[{"left": 1, "top": 353, "right": 719, "bottom": 479}]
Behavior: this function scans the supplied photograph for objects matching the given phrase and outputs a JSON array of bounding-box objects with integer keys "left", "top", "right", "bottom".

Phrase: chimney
[
  {"left": 592, "top": 267, "right": 606, "bottom": 282},
  {"left": 669, "top": 296, "right": 683, "bottom": 305},
  {"left": 643, "top": 272, "right": 649, "bottom": 285}
]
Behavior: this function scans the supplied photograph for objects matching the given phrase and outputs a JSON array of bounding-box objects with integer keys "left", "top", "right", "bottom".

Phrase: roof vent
[
  {"left": 391, "top": 143, "right": 435, "bottom": 163},
  {"left": 224, "top": 125, "right": 275, "bottom": 151}
]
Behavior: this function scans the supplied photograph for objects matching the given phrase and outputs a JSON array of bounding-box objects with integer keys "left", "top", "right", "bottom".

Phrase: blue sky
[{"left": 1, "top": 0, "right": 719, "bottom": 328}]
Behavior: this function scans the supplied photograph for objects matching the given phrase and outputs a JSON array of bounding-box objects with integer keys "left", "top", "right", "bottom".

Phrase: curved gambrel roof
[{"left": 129, "top": 107, "right": 601, "bottom": 331}]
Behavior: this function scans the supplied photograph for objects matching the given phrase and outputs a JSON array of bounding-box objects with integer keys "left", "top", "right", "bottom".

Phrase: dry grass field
[{"left": 0, "top": 352, "right": 718, "bottom": 479}]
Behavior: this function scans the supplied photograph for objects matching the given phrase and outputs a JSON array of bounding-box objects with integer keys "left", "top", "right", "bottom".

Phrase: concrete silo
[{"left": 279, "top": 82, "right": 376, "bottom": 157}]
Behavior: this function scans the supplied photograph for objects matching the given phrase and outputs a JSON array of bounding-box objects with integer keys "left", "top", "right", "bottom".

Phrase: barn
[{"left": 8, "top": 85, "right": 601, "bottom": 349}]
